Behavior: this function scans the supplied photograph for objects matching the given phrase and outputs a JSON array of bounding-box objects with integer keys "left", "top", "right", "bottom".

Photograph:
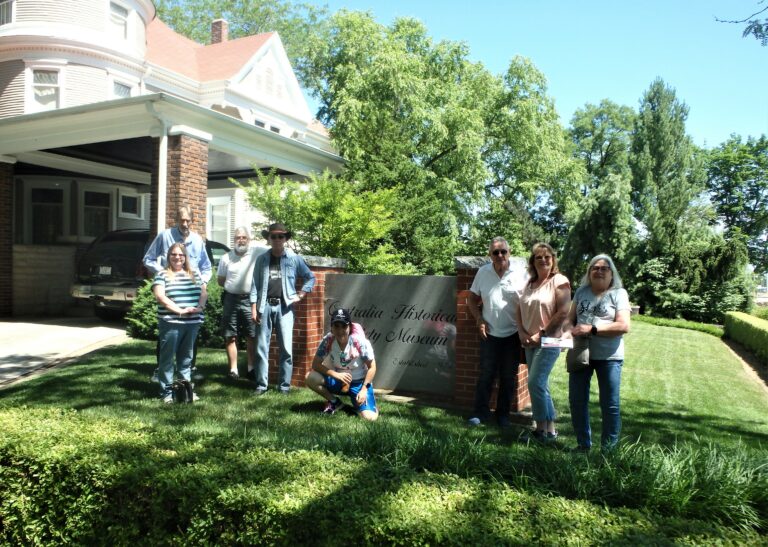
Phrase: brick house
[{"left": 0, "top": 0, "right": 343, "bottom": 316}]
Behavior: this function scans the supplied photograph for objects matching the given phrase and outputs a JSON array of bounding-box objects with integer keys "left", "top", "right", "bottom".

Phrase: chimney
[{"left": 211, "top": 19, "right": 229, "bottom": 44}]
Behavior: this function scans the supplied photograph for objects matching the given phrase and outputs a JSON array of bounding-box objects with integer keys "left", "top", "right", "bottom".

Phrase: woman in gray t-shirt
[{"left": 565, "top": 254, "right": 630, "bottom": 451}]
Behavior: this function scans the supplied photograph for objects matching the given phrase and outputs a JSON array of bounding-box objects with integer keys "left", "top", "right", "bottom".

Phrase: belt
[
  {"left": 227, "top": 292, "right": 250, "bottom": 299},
  {"left": 267, "top": 297, "right": 281, "bottom": 306}
]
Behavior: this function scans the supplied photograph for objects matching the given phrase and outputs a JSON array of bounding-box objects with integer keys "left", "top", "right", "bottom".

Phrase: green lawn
[{"left": 0, "top": 321, "right": 766, "bottom": 545}]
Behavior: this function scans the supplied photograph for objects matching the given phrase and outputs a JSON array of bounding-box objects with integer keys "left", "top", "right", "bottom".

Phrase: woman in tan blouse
[{"left": 516, "top": 243, "right": 571, "bottom": 442}]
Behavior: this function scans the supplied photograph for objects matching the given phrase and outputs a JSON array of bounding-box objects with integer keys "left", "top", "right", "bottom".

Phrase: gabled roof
[{"left": 146, "top": 18, "right": 273, "bottom": 82}]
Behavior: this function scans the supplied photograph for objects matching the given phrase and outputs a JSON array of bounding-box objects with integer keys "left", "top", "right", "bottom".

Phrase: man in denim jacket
[{"left": 250, "top": 223, "right": 315, "bottom": 395}]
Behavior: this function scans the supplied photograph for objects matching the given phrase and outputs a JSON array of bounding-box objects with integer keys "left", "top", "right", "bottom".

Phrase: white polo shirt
[{"left": 469, "top": 258, "right": 528, "bottom": 338}]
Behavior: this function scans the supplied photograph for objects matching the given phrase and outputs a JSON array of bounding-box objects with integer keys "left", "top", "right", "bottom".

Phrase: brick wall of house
[
  {"left": 0, "top": 162, "right": 12, "bottom": 316},
  {"left": 12, "top": 245, "right": 76, "bottom": 316},
  {"left": 149, "top": 135, "right": 209, "bottom": 237}
]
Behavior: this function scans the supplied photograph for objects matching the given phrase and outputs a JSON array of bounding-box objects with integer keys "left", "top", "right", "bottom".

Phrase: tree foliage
[
  {"left": 241, "top": 170, "right": 414, "bottom": 274},
  {"left": 630, "top": 79, "right": 707, "bottom": 256},
  {"left": 707, "top": 135, "right": 768, "bottom": 273},
  {"left": 716, "top": 2, "right": 768, "bottom": 46},
  {"left": 301, "top": 11, "right": 580, "bottom": 270}
]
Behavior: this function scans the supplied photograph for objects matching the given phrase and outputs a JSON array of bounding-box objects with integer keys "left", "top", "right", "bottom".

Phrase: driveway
[{"left": 0, "top": 316, "right": 129, "bottom": 387}]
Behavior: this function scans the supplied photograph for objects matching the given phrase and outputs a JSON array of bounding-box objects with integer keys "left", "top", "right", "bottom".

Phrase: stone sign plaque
[{"left": 324, "top": 274, "right": 456, "bottom": 395}]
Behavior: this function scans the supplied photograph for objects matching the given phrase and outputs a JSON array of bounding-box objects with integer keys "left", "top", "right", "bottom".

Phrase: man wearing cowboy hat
[{"left": 250, "top": 222, "right": 316, "bottom": 395}]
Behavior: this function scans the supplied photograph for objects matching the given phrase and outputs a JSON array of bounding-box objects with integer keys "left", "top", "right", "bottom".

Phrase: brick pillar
[
  {"left": 149, "top": 135, "right": 209, "bottom": 237},
  {"left": 454, "top": 258, "right": 530, "bottom": 413},
  {"left": 266, "top": 257, "right": 347, "bottom": 388},
  {"left": 0, "top": 162, "right": 12, "bottom": 316}
]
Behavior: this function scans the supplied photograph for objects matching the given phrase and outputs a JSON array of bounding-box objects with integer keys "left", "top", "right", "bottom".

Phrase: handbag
[{"left": 565, "top": 336, "right": 590, "bottom": 373}]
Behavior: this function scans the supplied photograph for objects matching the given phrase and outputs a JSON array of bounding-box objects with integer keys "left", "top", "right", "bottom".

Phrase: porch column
[
  {"left": 0, "top": 161, "right": 13, "bottom": 316},
  {"left": 149, "top": 133, "right": 210, "bottom": 237}
]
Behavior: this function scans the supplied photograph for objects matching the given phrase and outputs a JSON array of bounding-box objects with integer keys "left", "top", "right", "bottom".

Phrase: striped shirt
[{"left": 153, "top": 270, "right": 204, "bottom": 324}]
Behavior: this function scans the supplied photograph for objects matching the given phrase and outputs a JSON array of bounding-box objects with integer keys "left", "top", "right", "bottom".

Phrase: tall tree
[
  {"left": 628, "top": 79, "right": 750, "bottom": 320},
  {"left": 569, "top": 100, "right": 635, "bottom": 189},
  {"left": 302, "top": 12, "right": 578, "bottom": 271},
  {"left": 707, "top": 135, "right": 768, "bottom": 272},
  {"left": 630, "top": 78, "right": 706, "bottom": 256}
]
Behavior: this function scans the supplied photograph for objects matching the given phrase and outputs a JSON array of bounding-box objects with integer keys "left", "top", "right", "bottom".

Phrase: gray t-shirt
[{"left": 573, "top": 286, "right": 630, "bottom": 361}]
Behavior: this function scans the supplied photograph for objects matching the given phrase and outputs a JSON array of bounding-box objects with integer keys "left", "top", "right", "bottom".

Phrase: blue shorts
[{"left": 325, "top": 376, "right": 377, "bottom": 413}]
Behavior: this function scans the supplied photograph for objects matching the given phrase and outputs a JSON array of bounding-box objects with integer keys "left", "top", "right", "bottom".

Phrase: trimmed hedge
[
  {"left": 0, "top": 407, "right": 763, "bottom": 546},
  {"left": 633, "top": 314, "right": 724, "bottom": 338},
  {"left": 724, "top": 311, "right": 768, "bottom": 365}
]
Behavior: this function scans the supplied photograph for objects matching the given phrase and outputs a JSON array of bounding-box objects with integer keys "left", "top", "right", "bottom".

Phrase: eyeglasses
[
  {"left": 591, "top": 266, "right": 610, "bottom": 272},
  {"left": 170, "top": 253, "right": 185, "bottom": 257},
  {"left": 270, "top": 234, "right": 286, "bottom": 240},
  {"left": 535, "top": 255, "right": 553, "bottom": 261},
  {"left": 492, "top": 249, "right": 508, "bottom": 256}
]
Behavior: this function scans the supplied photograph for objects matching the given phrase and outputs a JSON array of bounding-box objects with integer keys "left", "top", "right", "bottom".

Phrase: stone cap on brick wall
[
  {"left": 455, "top": 256, "right": 490, "bottom": 269},
  {"left": 304, "top": 256, "right": 347, "bottom": 269}
]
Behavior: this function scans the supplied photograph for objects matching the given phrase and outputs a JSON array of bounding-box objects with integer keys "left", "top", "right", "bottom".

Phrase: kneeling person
[{"left": 305, "top": 309, "right": 378, "bottom": 421}]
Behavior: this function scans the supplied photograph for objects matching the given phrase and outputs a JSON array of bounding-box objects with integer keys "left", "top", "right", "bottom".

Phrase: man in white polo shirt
[
  {"left": 217, "top": 226, "right": 263, "bottom": 380},
  {"left": 466, "top": 236, "right": 528, "bottom": 427}
]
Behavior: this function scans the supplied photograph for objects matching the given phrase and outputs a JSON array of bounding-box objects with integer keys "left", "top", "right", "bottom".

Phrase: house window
[
  {"left": 207, "top": 196, "right": 230, "bottom": 245},
  {"left": 110, "top": 2, "right": 128, "bottom": 39},
  {"left": 31, "top": 188, "right": 64, "bottom": 244},
  {"left": 269, "top": 126, "right": 280, "bottom": 134},
  {"left": 83, "top": 191, "right": 111, "bottom": 237},
  {"left": 33, "top": 70, "right": 59, "bottom": 111},
  {"left": 254, "top": 120, "right": 265, "bottom": 128},
  {"left": 0, "top": 0, "right": 13, "bottom": 26},
  {"left": 113, "top": 81, "right": 132, "bottom": 98},
  {"left": 118, "top": 189, "right": 144, "bottom": 219}
]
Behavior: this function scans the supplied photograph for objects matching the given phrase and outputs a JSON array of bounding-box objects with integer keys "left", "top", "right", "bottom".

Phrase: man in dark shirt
[{"left": 250, "top": 223, "right": 315, "bottom": 395}]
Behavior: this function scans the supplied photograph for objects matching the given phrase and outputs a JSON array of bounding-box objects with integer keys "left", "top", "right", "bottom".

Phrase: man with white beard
[{"left": 217, "top": 226, "right": 262, "bottom": 379}]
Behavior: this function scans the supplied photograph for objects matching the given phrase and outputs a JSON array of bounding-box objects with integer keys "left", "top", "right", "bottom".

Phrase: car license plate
[{"left": 98, "top": 266, "right": 112, "bottom": 275}]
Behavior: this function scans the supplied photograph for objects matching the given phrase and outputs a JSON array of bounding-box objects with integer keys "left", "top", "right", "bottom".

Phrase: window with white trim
[
  {"left": 0, "top": 0, "right": 13, "bottom": 26},
  {"left": 110, "top": 2, "right": 129, "bottom": 40},
  {"left": 118, "top": 189, "right": 144, "bottom": 220},
  {"left": 32, "top": 70, "right": 60, "bottom": 111},
  {"left": 83, "top": 190, "right": 111, "bottom": 237},
  {"left": 31, "top": 187, "right": 64, "bottom": 244}
]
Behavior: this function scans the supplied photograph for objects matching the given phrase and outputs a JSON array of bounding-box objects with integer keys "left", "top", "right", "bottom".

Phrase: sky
[{"left": 304, "top": 0, "right": 768, "bottom": 149}]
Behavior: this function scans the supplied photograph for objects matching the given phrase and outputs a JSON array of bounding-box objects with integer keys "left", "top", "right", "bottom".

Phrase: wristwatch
[{"left": 591, "top": 325, "right": 598, "bottom": 336}]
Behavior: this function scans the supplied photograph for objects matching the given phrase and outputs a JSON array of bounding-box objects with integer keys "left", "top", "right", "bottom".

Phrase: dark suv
[{"left": 71, "top": 229, "right": 229, "bottom": 320}]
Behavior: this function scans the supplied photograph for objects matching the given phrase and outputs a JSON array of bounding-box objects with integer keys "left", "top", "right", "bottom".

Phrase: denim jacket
[{"left": 249, "top": 249, "right": 315, "bottom": 314}]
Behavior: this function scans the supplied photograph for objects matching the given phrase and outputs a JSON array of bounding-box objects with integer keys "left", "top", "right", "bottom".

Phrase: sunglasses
[
  {"left": 270, "top": 234, "right": 286, "bottom": 240},
  {"left": 492, "top": 249, "right": 509, "bottom": 256}
]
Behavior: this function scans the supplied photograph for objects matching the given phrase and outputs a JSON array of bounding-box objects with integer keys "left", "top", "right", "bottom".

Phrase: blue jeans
[
  {"left": 157, "top": 320, "right": 201, "bottom": 397},
  {"left": 569, "top": 359, "right": 622, "bottom": 449},
  {"left": 472, "top": 333, "right": 520, "bottom": 422},
  {"left": 525, "top": 347, "right": 560, "bottom": 422},
  {"left": 255, "top": 302, "right": 294, "bottom": 392}
]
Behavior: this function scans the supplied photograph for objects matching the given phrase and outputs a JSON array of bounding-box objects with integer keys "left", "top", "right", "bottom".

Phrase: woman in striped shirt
[{"left": 152, "top": 242, "right": 207, "bottom": 402}]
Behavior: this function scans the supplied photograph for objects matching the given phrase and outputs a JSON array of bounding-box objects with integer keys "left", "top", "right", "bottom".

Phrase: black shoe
[
  {"left": 228, "top": 370, "right": 240, "bottom": 379},
  {"left": 246, "top": 369, "right": 256, "bottom": 381}
]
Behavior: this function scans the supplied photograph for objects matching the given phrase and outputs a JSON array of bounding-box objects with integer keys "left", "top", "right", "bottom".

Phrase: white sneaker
[
  {"left": 151, "top": 369, "right": 160, "bottom": 383},
  {"left": 161, "top": 394, "right": 173, "bottom": 403}
]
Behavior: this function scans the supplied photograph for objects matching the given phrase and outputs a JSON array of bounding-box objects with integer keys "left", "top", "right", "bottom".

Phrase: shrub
[
  {"left": 125, "top": 279, "right": 225, "bottom": 348},
  {"left": 724, "top": 311, "right": 768, "bottom": 365},
  {"left": 633, "top": 314, "right": 724, "bottom": 337},
  {"left": 751, "top": 306, "right": 768, "bottom": 321}
]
